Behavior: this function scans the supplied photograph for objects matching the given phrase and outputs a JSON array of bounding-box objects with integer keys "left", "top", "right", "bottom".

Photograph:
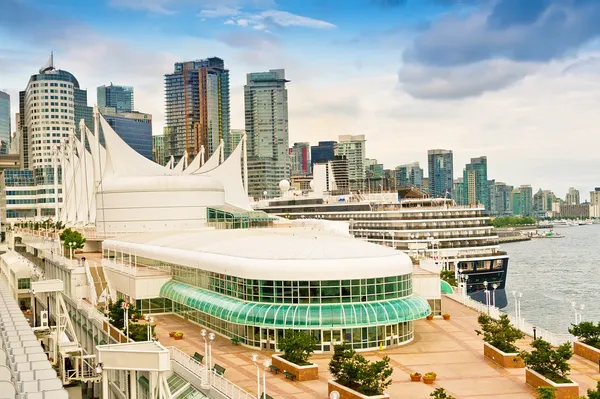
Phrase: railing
[
  {"left": 446, "top": 293, "right": 575, "bottom": 347},
  {"left": 168, "top": 347, "right": 257, "bottom": 399}
]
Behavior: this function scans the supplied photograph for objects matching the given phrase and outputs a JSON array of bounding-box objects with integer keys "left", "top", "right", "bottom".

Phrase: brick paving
[{"left": 154, "top": 297, "right": 600, "bottom": 398}]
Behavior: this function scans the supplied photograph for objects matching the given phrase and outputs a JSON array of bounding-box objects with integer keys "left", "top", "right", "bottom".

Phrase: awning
[{"left": 440, "top": 280, "right": 454, "bottom": 294}]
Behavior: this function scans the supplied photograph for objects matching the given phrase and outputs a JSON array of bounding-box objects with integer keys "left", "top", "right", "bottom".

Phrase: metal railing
[
  {"left": 168, "top": 347, "right": 257, "bottom": 399},
  {"left": 446, "top": 293, "right": 575, "bottom": 347}
]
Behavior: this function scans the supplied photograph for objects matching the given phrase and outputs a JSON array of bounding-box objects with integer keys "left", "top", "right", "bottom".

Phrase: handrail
[{"left": 168, "top": 346, "right": 257, "bottom": 399}]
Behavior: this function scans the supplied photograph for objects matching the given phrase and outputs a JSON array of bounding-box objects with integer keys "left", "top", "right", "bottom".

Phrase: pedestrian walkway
[{"left": 153, "top": 297, "right": 600, "bottom": 398}]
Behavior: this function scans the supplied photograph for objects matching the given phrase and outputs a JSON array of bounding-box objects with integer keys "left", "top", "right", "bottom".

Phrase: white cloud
[
  {"left": 214, "top": 9, "right": 336, "bottom": 30},
  {"left": 199, "top": 7, "right": 240, "bottom": 18},
  {"left": 109, "top": 0, "right": 276, "bottom": 14}
]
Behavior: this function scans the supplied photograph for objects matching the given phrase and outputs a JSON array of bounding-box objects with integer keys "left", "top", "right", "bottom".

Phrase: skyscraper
[
  {"left": 311, "top": 141, "right": 336, "bottom": 169},
  {"left": 489, "top": 182, "right": 513, "bottom": 215},
  {"left": 463, "top": 156, "right": 489, "bottom": 209},
  {"left": 335, "top": 135, "right": 366, "bottom": 192},
  {"left": 511, "top": 188, "right": 521, "bottom": 215},
  {"left": 395, "top": 162, "right": 424, "bottom": 190},
  {"left": 565, "top": 187, "right": 580, "bottom": 205},
  {"left": 100, "top": 109, "right": 152, "bottom": 160},
  {"left": 519, "top": 185, "right": 533, "bottom": 217},
  {"left": 291, "top": 142, "right": 311, "bottom": 176},
  {"left": 245, "top": 69, "right": 289, "bottom": 199},
  {"left": 97, "top": 83, "right": 134, "bottom": 113},
  {"left": 153, "top": 135, "right": 165, "bottom": 166},
  {"left": 365, "top": 158, "right": 384, "bottom": 191},
  {"left": 164, "top": 57, "right": 230, "bottom": 162},
  {"left": 453, "top": 178, "right": 465, "bottom": 205},
  {"left": 0, "top": 91, "right": 10, "bottom": 154},
  {"left": 427, "top": 149, "right": 453, "bottom": 198},
  {"left": 590, "top": 188, "right": 600, "bottom": 218},
  {"left": 230, "top": 129, "right": 245, "bottom": 153}
]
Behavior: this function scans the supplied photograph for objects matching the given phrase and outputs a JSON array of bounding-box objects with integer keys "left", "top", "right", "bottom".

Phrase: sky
[{"left": 1, "top": 0, "right": 600, "bottom": 199}]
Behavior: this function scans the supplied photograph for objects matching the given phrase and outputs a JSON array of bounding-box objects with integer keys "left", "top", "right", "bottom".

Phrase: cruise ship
[{"left": 255, "top": 179, "right": 509, "bottom": 308}]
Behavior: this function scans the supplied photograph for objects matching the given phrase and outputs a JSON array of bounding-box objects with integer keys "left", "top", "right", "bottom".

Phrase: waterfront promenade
[{"left": 153, "top": 297, "right": 600, "bottom": 399}]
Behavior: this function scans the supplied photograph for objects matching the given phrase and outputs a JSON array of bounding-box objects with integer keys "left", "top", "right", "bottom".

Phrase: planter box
[
  {"left": 483, "top": 342, "right": 524, "bottom": 368},
  {"left": 271, "top": 354, "right": 318, "bottom": 382},
  {"left": 573, "top": 341, "right": 600, "bottom": 364},
  {"left": 328, "top": 380, "right": 390, "bottom": 399},
  {"left": 525, "top": 369, "right": 579, "bottom": 399}
]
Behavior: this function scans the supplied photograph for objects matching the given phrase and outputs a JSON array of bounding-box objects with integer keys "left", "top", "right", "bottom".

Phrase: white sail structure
[
  {"left": 172, "top": 151, "right": 187, "bottom": 174},
  {"left": 195, "top": 142, "right": 223, "bottom": 174},
  {"left": 183, "top": 146, "right": 204, "bottom": 174}
]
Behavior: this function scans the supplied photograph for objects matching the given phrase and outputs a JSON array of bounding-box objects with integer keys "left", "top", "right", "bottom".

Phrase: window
[{"left": 18, "top": 278, "right": 31, "bottom": 290}]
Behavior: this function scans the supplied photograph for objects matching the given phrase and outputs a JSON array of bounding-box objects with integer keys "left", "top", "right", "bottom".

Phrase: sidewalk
[{"left": 153, "top": 297, "right": 600, "bottom": 398}]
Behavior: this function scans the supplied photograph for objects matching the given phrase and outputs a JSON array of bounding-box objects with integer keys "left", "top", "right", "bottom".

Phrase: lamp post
[
  {"left": 483, "top": 281, "right": 490, "bottom": 314},
  {"left": 262, "top": 358, "right": 271, "bottom": 398},
  {"left": 492, "top": 283, "right": 498, "bottom": 308},
  {"left": 200, "top": 329, "right": 210, "bottom": 389},
  {"left": 208, "top": 332, "right": 215, "bottom": 371},
  {"left": 251, "top": 353, "right": 262, "bottom": 399},
  {"left": 144, "top": 315, "right": 154, "bottom": 341},
  {"left": 572, "top": 302, "right": 585, "bottom": 324},
  {"left": 512, "top": 291, "right": 523, "bottom": 329},
  {"left": 121, "top": 301, "right": 129, "bottom": 340},
  {"left": 68, "top": 241, "right": 76, "bottom": 260}
]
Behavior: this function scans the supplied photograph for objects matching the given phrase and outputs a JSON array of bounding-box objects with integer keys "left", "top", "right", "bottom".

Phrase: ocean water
[{"left": 501, "top": 224, "right": 600, "bottom": 334}]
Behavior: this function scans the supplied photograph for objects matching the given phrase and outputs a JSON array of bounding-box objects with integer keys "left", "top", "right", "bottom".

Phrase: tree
[
  {"left": 128, "top": 323, "right": 155, "bottom": 342},
  {"left": 475, "top": 314, "right": 524, "bottom": 353},
  {"left": 520, "top": 339, "right": 573, "bottom": 383},
  {"left": 440, "top": 270, "right": 457, "bottom": 287},
  {"left": 536, "top": 386, "right": 556, "bottom": 399},
  {"left": 279, "top": 330, "right": 317, "bottom": 365},
  {"left": 60, "top": 228, "right": 86, "bottom": 253},
  {"left": 107, "top": 299, "right": 141, "bottom": 330},
  {"left": 329, "top": 342, "right": 393, "bottom": 396},
  {"left": 431, "top": 388, "right": 456, "bottom": 399},
  {"left": 584, "top": 381, "right": 600, "bottom": 399},
  {"left": 569, "top": 321, "right": 600, "bottom": 349}
]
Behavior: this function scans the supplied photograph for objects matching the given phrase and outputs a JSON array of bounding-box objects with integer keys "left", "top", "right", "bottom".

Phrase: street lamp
[
  {"left": 200, "top": 329, "right": 210, "bottom": 389},
  {"left": 262, "top": 358, "right": 271, "bottom": 398},
  {"left": 512, "top": 291, "right": 523, "bottom": 329},
  {"left": 330, "top": 391, "right": 341, "bottom": 399},
  {"left": 68, "top": 241, "right": 76, "bottom": 260},
  {"left": 492, "top": 283, "right": 498, "bottom": 308},
  {"left": 121, "top": 301, "right": 130, "bottom": 339},
  {"left": 571, "top": 302, "right": 585, "bottom": 324},
  {"left": 483, "top": 281, "right": 490, "bottom": 314},
  {"left": 208, "top": 332, "right": 215, "bottom": 371},
  {"left": 144, "top": 315, "right": 154, "bottom": 341},
  {"left": 251, "top": 353, "right": 262, "bottom": 399}
]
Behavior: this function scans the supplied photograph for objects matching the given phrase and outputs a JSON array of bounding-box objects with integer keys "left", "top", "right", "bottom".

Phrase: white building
[
  {"left": 590, "top": 188, "right": 600, "bottom": 218},
  {"left": 565, "top": 187, "right": 580, "bottom": 205},
  {"left": 335, "top": 134, "right": 365, "bottom": 192}
]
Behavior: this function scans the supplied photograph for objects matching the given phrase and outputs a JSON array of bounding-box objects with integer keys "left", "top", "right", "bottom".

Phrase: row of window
[{"left": 31, "top": 82, "right": 72, "bottom": 88}]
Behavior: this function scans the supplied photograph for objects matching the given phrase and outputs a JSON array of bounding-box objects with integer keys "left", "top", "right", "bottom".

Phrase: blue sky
[{"left": 2, "top": 0, "right": 600, "bottom": 198}]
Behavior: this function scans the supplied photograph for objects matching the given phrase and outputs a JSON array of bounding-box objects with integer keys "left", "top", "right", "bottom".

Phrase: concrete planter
[
  {"left": 271, "top": 354, "right": 318, "bottom": 381},
  {"left": 483, "top": 342, "right": 524, "bottom": 368},
  {"left": 525, "top": 369, "right": 579, "bottom": 399},
  {"left": 328, "top": 380, "right": 390, "bottom": 399},
  {"left": 573, "top": 341, "right": 600, "bottom": 364}
]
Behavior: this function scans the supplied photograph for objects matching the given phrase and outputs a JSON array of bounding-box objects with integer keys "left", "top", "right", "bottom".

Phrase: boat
[
  {"left": 529, "top": 230, "right": 564, "bottom": 238},
  {"left": 255, "top": 176, "right": 510, "bottom": 308},
  {"left": 553, "top": 220, "right": 571, "bottom": 228}
]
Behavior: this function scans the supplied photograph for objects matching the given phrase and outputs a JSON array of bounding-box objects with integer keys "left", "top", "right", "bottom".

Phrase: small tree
[
  {"left": 520, "top": 339, "right": 573, "bottom": 383},
  {"left": 536, "top": 386, "right": 556, "bottom": 399},
  {"left": 475, "top": 314, "right": 524, "bottom": 353},
  {"left": 329, "top": 342, "right": 393, "bottom": 396},
  {"left": 107, "top": 299, "right": 141, "bottom": 330},
  {"left": 440, "top": 270, "right": 457, "bottom": 287},
  {"left": 569, "top": 321, "right": 600, "bottom": 349},
  {"left": 60, "top": 228, "right": 86, "bottom": 253},
  {"left": 586, "top": 381, "right": 600, "bottom": 399},
  {"left": 128, "top": 323, "right": 155, "bottom": 342},
  {"left": 431, "top": 388, "right": 456, "bottom": 399},
  {"left": 279, "top": 330, "right": 317, "bottom": 365}
]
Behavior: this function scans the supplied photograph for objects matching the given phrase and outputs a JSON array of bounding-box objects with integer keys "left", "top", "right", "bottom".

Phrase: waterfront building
[
  {"left": 152, "top": 134, "right": 165, "bottom": 165},
  {"left": 396, "top": 162, "right": 424, "bottom": 190},
  {"left": 335, "top": 135, "right": 365, "bottom": 192},
  {"left": 519, "top": 185, "right": 533, "bottom": 217},
  {"left": 245, "top": 69, "right": 289, "bottom": 199},
  {"left": 590, "top": 188, "right": 600, "bottom": 218},
  {"left": 100, "top": 108, "right": 152, "bottom": 160},
  {"left": 453, "top": 178, "right": 465, "bottom": 205},
  {"left": 533, "top": 189, "right": 556, "bottom": 218},
  {"left": 566, "top": 187, "right": 580, "bottom": 205},
  {"left": 291, "top": 142, "right": 311, "bottom": 176},
  {"left": 427, "top": 149, "right": 453, "bottom": 198},
  {"left": 311, "top": 141, "right": 336, "bottom": 170},
  {"left": 97, "top": 83, "right": 134, "bottom": 113},
  {"left": 463, "top": 156, "right": 489, "bottom": 209},
  {"left": 383, "top": 169, "right": 396, "bottom": 191},
  {"left": 511, "top": 188, "right": 521, "bottom": 215},
  {"left": 560, "top": 203, "right": 590, "bottom": 218},
  {"left": 0, "top": 90, "right": 10, "bottom": 153},
  {"left": 164, "top": 57, "right": 230, "bottom": 161},
  {"left": 489, "top": 182, "right": 513, "bottom": 216}
]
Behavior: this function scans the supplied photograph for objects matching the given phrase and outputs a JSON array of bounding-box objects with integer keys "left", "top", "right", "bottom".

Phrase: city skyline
[{"left": 2, "top": 0, "right": 600, "bottom": 197}]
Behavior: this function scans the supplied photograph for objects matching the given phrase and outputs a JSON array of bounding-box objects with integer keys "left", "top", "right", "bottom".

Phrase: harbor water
[{"left": 501, "top": 224, "right": 600, "bottom": 334}]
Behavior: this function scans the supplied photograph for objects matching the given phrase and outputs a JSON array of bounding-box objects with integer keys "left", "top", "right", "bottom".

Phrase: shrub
[
  {"left": 424, "top": 372, "right": 437, "bottom": 379},
  {"left": 476, "top": 314, "right": 524, "bottom": 353},
  {"left": 60, "top": 228, "right": 86, "bottom": 253},
  {"left": 440, "top": 270, "right": 457, "bottom": 286},
  {"left": 586, "top": 381, "right": 600, "bottom": 399},
  {"left": 536, "top": 386, "right": 556, "bottom": 399},
  {"left": 279, "top": 330, "right": 317, "bottom": 365},
  {"left": 519, "top": 339, "right": 573, "bottom": 383},
  {"left": 329, "top": 342, "right": 393, "bottom": 396},
  {"left": 410, "top": 372, "right": 421, "bottom": 377},
  {"left": 569, "top": 321, "right": 600, "bottom": 349},
  {"left": 107, "top": 299, "right": 141, "bottom": 330},
  {"left": 431, "top": 388, "right": 456, "bottom": 399},
  {"left": 128, "top": 323, "right": 155, "bottom": 342}
]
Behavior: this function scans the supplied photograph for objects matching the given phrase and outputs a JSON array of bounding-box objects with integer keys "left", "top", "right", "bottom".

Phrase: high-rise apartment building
[
  {"left": 245, "top": 69, "right": 289, "bottom": 199},
  {"left": 427, "top": 149, "right": 453, "bottom": 198},
  {"left": 565, "top": 187, "right": 580, "bottom": 205},
  {"left": 489, "top": 181, "right": 513, "bottom": 215},
  {"left": 153, "top": 135, "right": 165, "bottom": 166},
  {"left": 291, "top": 142, "right": 311, "bottom": 176},
  {"left": 454, "top": 178, "right": 465, "bottom": 205},
  {"left": 335, "top": 135, "right": 365, "bottom": 192},
  {"left": 511, "top": 188, "right": 521, "bottom": 215},
  {"left": 590, "top": 188, "right": 600, "bottom": 218},
  {"left": 519, "top": 185, "right": 533, "bottom": 216},
  {"left": 100, "top": 109, "right": 152, "bottom": 160},
  {"left": 230, "top": 129, "right": 245, "bottom": 153},
  {"left": 365, "top": 158, "right": 384, "bottom": 192},
  {"left": 396, "top": 162, "right": 424, "bottom": 190},
  {"left": 311, "top": 141, "right": 336, "bottom": 169},
  {"left": 463, "top": 156, "right": 489, "bottom": 209},
  {"left": 0, "top": 91, "right": 10, "bottom": 154},
  {"left": 97, "top": 83, "right": 134, "bottom": 113},
  {"left": 164, "top": 57, "right": 230, "bottom": 162}
]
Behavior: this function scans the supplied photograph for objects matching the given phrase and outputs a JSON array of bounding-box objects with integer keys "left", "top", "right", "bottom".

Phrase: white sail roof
[
  {"left": 183, "top": 147, "right": 204, "bottom": 174},
  {"left": 195, "top": 143, "right": 222, "bottom": 174},
  {"left": 172, "top": 152, "right": 187, "bottom": 174}
]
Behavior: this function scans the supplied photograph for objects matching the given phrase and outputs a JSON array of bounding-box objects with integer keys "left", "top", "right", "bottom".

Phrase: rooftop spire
[{"left": 39, "top": 51, "right": 54, "bottom": 74}]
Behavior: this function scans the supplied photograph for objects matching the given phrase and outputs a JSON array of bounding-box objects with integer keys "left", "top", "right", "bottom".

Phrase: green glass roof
[
  {"left": 160, "top": 281, "right": 430, "bottom": 328},
  {"left": 440, "top": 280, "right": 454, "bottom": 294}
]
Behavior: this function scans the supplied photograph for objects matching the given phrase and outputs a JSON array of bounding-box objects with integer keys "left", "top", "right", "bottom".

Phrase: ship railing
[{"left": 447, "top": 294, "right": 575, "bottom": 347}]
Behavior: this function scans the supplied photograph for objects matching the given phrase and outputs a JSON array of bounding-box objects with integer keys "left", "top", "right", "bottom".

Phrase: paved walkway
[{"left": 154, "top": 297, "right": 600, "bottom": 399}]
